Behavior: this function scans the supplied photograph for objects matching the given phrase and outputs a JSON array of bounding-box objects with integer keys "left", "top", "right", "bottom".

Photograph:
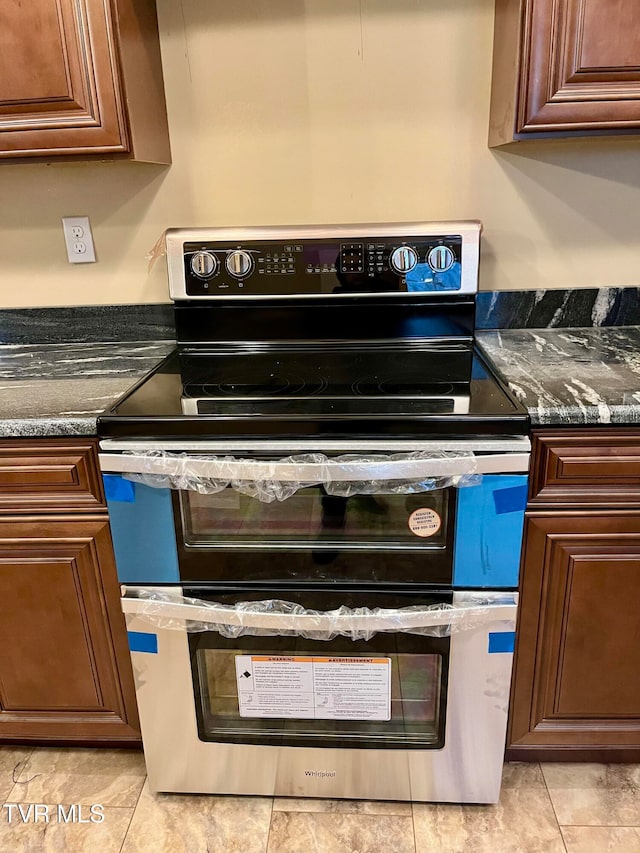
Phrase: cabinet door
[
  {"left": 0, "top": 517, "right": 140, "bottom": 742},
  {"left": 490, "top": 0, "right": 640, "bottom": 144},
  {"left": 508, "top": 512, "right": 640, "bottom": 760},
  {"left": 0, "top": 0, "right": 128, "bottom": 158},
  {"left": 0, "top": 0, "right": 171, "bottom": 163}
]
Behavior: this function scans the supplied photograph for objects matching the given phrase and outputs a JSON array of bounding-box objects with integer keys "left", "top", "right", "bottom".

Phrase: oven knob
[
  {"left": 226, "top": 250, "right": 254, "bottom": 278},
  {"left": 190, "top": 251, "right": 217, "bottom": 279},
  {"left": 390, "top": 246, "right": 418, "bottom": 274},
  {"left": 427, "top": 245, "right": 455, "bottom": 273}
]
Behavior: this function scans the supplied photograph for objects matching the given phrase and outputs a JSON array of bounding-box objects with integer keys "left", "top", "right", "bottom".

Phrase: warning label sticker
[{"left": 235, "top": 655, "right": 391, "bottom": 721}]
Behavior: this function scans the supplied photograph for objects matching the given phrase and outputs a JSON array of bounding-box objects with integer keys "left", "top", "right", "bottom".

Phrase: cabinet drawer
[
  {"left": 0, "top": 441, "right": 105, "bottom": 512},
  {"left": 530, "top": 430, "right": 640, "bottom": 506}
]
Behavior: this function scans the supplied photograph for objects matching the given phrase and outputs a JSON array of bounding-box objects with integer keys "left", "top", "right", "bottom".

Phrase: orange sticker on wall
[{"left": 408, "top": 507, "right": 442, "bottom": 537}]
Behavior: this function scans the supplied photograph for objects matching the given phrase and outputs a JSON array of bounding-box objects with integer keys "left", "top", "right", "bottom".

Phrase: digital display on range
[{"left": 303, "top": 245, "right": 339, "bottom": 270}]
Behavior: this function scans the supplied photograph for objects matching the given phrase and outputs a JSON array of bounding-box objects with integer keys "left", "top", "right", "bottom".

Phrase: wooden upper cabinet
[
  {"left": 490, "top": 0, "right": 640, "bottom": 145},
  {"left": 0, "top": 0, "right": 170, "bottom": 163}
]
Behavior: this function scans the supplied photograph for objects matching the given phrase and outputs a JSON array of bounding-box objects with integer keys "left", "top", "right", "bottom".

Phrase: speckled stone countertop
[
  {"left": 477, "top": 326, "right": 640, "bottom": 426},
  {"left": 0, "top": 341, "right": 175, "bottom": 437},
  {"left": 3, "top": 324, "right": 639, "bottom": 436}
]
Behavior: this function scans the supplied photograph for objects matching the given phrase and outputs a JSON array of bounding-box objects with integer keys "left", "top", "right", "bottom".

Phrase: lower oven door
[{"left": 122, "top": 587, "right": 517, "bottom": 804}]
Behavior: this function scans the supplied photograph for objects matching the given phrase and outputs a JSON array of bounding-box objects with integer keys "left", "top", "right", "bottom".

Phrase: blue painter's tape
[
  {"left": 488, "top": 631, "right": 516, "bottom": 654},
  {"left": 128, "top": 631, "right": 158, "bottom": 654},
  {"left": 493, "top": 484, "right": 528, "bottom": 515},
  {"left": 103, "top": 475, "right": 136, "bottom": 503},
  {"left": 106, "top": 483, "right": 179, "bottom": 584},
  {"left": 453, "top": 475, "right": 527, "bottom": 588}
]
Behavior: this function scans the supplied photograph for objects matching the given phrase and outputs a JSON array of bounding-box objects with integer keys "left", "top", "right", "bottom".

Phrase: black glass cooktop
[{"left": 98, "top": 344, "right": 528, "bottom": 439}]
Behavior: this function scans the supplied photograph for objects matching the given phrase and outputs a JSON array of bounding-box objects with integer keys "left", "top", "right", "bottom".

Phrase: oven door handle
[
  {"left": 100, "top": 452, "right": 530, "bottom": 480},
  {"left": 121, "top": 594, "right": 517, "bottom": 635}
]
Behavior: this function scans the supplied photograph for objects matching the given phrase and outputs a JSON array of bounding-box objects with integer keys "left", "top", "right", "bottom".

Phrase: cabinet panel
[
  {"left": 553, "top": 557, "right": 640, "bottom": 715},
  {"left": 0, "top": 518, "right": 139, "bottom": 742},
  {"left": 577, "top": 0, "right": 640, "bottom": 70},
  {"left": 0, "top": 440, "right": 106, "bottom": 512},
  {"left": 0, "top": 555, "right": 102, "bottom": 710},
  {"left": 1, "top": 4, "right": 70, "bottom": 103},
  {"left": 508, "top": 513, "right": 640, "bottom": 759},
  {"left": 490, "top": 0, "right": 640, "bottom": 145},
  {"left": 530, "top": 430, "right": 640, "bottom": 507}
]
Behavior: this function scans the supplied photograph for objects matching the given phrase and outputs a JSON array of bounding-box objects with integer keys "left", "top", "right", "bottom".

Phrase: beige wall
[{"left": 1, "top": 0, "right": 640, "bottom": 308}]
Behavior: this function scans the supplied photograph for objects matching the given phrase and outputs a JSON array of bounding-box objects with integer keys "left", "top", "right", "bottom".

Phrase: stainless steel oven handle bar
[
  {"left": 100, "top": 438, "right": 531, "bottom": 454},
  {"left": 99, "top": 452, "right": 530, "bottom": 480},
  {"left": 121, "top": 594, "right": 517, "bottom": 634}
]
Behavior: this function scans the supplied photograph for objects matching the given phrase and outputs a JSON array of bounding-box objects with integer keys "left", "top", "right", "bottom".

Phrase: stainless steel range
[{"left": 98, "top": 222, "right": 530, "bottom": 804}]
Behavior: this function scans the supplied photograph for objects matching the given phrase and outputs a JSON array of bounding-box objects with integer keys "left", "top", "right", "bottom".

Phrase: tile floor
[{"left": 0, "top": 747, "right": 639, "bottom": 852}]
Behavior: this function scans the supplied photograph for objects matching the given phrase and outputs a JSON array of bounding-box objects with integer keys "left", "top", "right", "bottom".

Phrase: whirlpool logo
[{"left": 304, "top": 770, "right": 337, "bottom": 779}]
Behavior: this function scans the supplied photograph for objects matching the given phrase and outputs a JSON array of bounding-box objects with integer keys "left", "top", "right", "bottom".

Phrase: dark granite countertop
[
  {"left": 0, "top": 341, "right": 175, "bottom": 437},
  {"left": 477, "top": 326, "right": 640, "bottom": 426},
  {"left": 1, "top": 311, "right": 639, "bottom": 435}
]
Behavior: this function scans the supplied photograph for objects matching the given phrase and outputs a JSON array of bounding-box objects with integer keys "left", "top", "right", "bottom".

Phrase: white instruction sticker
[{"left": 235, "top": 655, "right": 391, "bottom": 721}]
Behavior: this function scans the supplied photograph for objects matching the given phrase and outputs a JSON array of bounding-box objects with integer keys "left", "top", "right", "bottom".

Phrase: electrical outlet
[{"left": 62, "top": 217, "right": 96, "bottom": 264}]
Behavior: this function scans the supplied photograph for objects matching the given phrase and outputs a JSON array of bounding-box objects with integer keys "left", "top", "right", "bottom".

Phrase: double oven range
[{"left": 98, "top": 222, "right": 530, "bottom": 804}]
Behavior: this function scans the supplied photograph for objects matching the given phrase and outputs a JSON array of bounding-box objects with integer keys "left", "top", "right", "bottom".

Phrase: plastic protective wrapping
[
  {"left": 145, "top": 230, "right": 168, "bottom": 273},
  {"left": 122, "top": 450, "right": 482, "bottom": 503},
  {"left": 122, "top": 588, "right": 515, "bottom": 641}
]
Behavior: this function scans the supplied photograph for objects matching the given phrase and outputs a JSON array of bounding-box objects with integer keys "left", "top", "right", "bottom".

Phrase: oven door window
[
  {"left": 178, "top": 487, "right": 454, "bottom": 585},
  {"left": 182, "top": 487, "right": 449, "bottom": 547},
  {"left": 188, "top": 591, "right": 449, "bottom": 750}
]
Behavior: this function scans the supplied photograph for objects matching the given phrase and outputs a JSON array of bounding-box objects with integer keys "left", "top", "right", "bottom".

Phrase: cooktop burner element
[
  {"left": 178, "top": 345, "right": 468, "bottom": 402},
  {"left": 209, "top": 375, "right": 329, "bottom": 398},
  {"left": 203, "top": 375, "right": 453, "bottom": 399},
  {"left": 351, "top": 378, "right": 455, "bottom": 398},
  {"left": 97, "top": 222, "right": 529, "bottom": 440}
]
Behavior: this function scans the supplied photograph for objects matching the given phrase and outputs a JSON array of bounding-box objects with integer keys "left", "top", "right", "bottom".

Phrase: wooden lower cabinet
[
  {"left": 507, "top": 511, "right": 640, "bottom": 760},
  {"left": 0, "top": 517, "right": 140, "bottom": 743}
]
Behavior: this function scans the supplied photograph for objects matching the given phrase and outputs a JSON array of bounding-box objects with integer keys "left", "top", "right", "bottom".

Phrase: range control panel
[{"left": 168, "top": 224, "right": 480, "bottom": 299}]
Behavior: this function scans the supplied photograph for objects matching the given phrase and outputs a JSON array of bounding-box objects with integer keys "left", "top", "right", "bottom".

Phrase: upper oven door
[
  {"left": 176, "top": 483, "right": 454, "bottom": 586},
  {"left": 100, "top": 438, "right": 530, "bottom": 588}
]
